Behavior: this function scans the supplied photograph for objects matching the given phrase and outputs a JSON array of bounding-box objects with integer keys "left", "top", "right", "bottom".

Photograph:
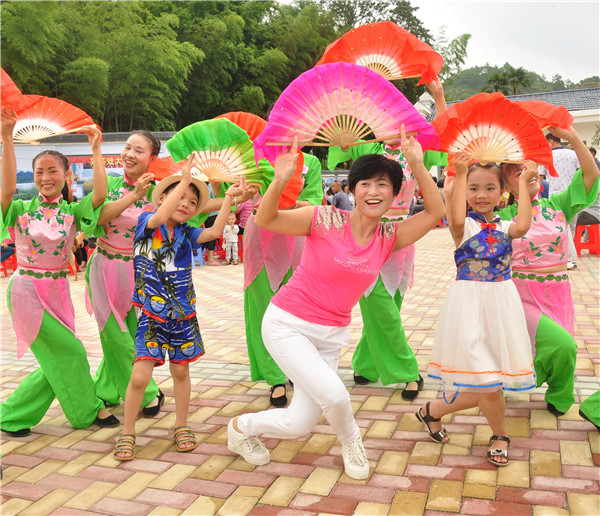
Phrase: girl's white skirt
[{"left": 429, "top": 279, "right": 536, "bottom": 396}]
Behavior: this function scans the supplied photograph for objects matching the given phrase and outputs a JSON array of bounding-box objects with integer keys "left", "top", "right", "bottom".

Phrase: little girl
[
  {"left": 0, "top": 107, "right": 117, "bottom": 435},
  {"left": 417, "top": 153, "right": 538, "bottom": 466}
]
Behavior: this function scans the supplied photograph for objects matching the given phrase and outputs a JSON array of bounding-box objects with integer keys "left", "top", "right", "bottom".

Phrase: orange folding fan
[
  {"left": 12, "top": 96, "right": 97, "bottom": 144},
  {"left": 147, "top": 156, "right": 186, "bottom": 181},
  {"left": 215, "top": 111, "right": 302, "bottom": 209},
  {"left": 215, "top": 112, "right": 267, "bottom": 141},
  {"left": 316, "top": 21, "right": 443, "bottom": 85},
  {"left": 432, "top": 92, "right": 557, "bottom": 176}
]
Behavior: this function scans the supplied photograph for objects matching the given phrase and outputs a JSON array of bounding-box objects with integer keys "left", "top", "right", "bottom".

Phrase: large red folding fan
[
  {"left": 1, "top": 68, "right": 43, "bottom": 113},
  {"left": 316, "top": 21, "right": 442, "bottom": 85},
  {"left": 432, "top": 92, "right": 557, "bottom": 176},
  {"left": 254, "top": 62, "right": 440, "bottom": 164},
  {"left": 12, "top": 96, "right": 97, "bottom": 144},
  {"left": 513, "top": 100, "right": 573, "bottom": 130}
]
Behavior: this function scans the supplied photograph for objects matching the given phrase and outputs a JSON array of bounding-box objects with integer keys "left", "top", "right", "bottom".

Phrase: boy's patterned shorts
[{"left": 134, "top": 313, "right": 204, "bottom": 365}]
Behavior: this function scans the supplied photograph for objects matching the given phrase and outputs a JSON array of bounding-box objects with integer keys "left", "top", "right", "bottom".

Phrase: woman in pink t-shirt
[{"left": 227, "top": 128, "right": 446, "bottom": 480}]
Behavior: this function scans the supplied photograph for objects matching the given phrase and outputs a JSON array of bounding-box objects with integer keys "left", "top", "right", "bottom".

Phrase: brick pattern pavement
[{"left": 1, "top": 229, "right": 598, "bottom": 515}]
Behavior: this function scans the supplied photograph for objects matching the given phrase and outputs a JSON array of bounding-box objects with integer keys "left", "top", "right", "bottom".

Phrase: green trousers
[
  {"left": 0, "top": 311, "right": 104, "bottom": 431},
  {"left": 579, "top": 390, "right": 600, "bottom": 427},
  {"left": 243, "top": 267, "right": 292, "bottom": 386},
  {"left": 534, "top": 313, "right": 577, "bottom": 413},
  {"left": 352, "top": 276, "right": 419, "bottom": 385},
  {"left": 92, "top": 308, "right": 158, "bottom": 407}
]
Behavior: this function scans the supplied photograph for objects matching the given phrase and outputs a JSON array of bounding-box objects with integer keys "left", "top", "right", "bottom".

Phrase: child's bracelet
[{"left": 225, "top": 192, "right": 237, "bottom": 206}]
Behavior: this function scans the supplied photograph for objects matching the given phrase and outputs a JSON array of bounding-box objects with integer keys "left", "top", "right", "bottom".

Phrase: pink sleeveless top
[{"left": 272, "top": 205, "right": 397, "bottom": 326}]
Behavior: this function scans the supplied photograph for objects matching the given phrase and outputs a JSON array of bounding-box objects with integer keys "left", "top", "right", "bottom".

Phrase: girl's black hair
[
  {"left": 347, "top": 154, "right": 403, "bottom": 196},
  {"left": 32, "top": 150, "right": 73, "bottom": 203},
  {"left": 467, "top": 162, "right": 505, "bottom": 190},
  {"left": 131, "top": 130, "right": 161, "bottom": 156}
]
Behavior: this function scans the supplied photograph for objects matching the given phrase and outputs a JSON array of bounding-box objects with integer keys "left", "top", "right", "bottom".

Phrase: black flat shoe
[
  {"left": 547, "top": 402, "right": 565, "bottom": 417},
  {"left": 402, "top": 375, "right": 424, "bottom": 401},
  {"left": 270, "top": 384, "right": 287, "bottom": 407},
  {"left": 142, "top": 390, "right": 165, "bottom": 417},
  {"left": 94, "top": 414, "right": 120, "bottom": 428},
  {"left": 353, "top": 373, "right": 370, "bottom": 385},
  {"left": 1, "top": 428, "right": 31, "bottom": 437}
]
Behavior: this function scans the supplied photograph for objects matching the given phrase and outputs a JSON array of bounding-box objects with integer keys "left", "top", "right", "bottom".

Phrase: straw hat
[{"left": 151, "top": 170, "right": 209, "bottom": 217}]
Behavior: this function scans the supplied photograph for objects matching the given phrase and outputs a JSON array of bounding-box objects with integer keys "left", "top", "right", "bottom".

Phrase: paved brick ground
[{"left": 1, "top": 228, "right": 598, "bottom": 515}]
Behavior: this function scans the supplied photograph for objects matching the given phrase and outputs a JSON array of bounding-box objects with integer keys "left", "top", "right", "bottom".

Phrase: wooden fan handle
[
  {"left": 265, "top": 132, "right": 418, "bottom": 147},
  {"left": 27, "top": 127, "right": 88, "bottom": 143}
]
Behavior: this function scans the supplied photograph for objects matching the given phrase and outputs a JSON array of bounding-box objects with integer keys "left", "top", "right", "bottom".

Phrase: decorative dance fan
[
  {"left": 166, "top": 118, "right": 267, "bottom": 186},
  {"left": 513, "top": 100, "right": 573, "bottom": 130},
  {"left": 147, "top": 156, "right": 186, "bottom": 181},
  {"left": 254, "top": 62, "right": 440, "bottom": 164},
  {"left": 1, "top": 68, "right": 43, "bottom": 113},
  {"left": 316, "top": 21, "right": 442, "bottom": 85},
  {"left": 214, "top": 111, "right": 301, "bottom": 209},
  {"left": 12, "top": 96, "right": 97, "bottom": 144},
  {"left": 432, "top": 92, "right": 557, "bottom": 176},
  {"left": 215, "top": 112, "right": 267, "bottom": 141}
]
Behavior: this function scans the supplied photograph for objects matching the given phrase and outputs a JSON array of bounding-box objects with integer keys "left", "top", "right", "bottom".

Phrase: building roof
[
  {"left": 33, "top": 131, "right": 177, "bottom": 145},
  {"left": 428, "top": 87, "right": 600, "bottom": 121}
]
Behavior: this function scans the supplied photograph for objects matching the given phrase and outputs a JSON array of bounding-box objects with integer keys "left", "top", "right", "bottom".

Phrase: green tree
[
  {"left": 505, "top": 65, "right": 532, "bottom": 95},
  {"left": 434, "top": 27, "right": 472, "bottom": 82},
  {"left": 484, "top": 72, "right": 511, "bottom": 94},
  {"left": 58, "top": 58, "right": 109, "bottom": 120},
  {"left": 0, "top": 1, "right": 68, "bottom": 95}
]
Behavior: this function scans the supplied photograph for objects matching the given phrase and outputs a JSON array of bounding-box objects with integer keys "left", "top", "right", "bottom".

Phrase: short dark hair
[
  {"left": 347, "top": 154, "right": 403, "bottom": 196},
  {"left": 589, "top": 147, "right": 597, "bottom": 157},
  {"left": 131, "top": 130, "right": 161, "bottom": 156},
  {"left": 546, "top": 133, "right": 561, "bottom": 145}
]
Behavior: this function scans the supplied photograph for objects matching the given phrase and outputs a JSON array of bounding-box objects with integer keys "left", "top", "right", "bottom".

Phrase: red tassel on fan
[
  {"left": 316, "top": 21, "right": 442, "bottom": 85},
  {"left": 432, "top": 92, "right": 557, "bottom": 176}
]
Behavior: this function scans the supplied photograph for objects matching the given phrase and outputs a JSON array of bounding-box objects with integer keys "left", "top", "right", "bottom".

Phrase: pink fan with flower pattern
[{"left": 254, "top": 62, "right": 440, "bottom": 164}]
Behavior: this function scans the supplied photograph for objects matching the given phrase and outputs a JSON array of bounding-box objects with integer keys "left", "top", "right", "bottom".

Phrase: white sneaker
[
  {"left": 227, "top": 419, "right": 270, "bottom": 466},
  {"left": 342, "top": 437, "right": 370, "bottom": 479},
  {"left": 567, "top": 261, "right": 577, "bottom": 270}
]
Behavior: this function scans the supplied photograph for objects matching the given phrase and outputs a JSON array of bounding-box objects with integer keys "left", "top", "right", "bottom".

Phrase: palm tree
[
  {"left": 505, "top": 66, "right": 532, "bottom": 95},
  {"left": 484, "top": 72, "right": 510, "bottom": 94}
]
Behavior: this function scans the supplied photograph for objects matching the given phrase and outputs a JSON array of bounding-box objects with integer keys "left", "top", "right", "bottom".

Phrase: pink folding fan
[{"left": 254, "top": 62, "right": 440, "bottom": 164}]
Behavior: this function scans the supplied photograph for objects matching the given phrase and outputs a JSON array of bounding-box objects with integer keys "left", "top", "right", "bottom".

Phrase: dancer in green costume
[
  {"left": 0, "top": 108, "right": 117, "bottom": 435},
  {"left": 497, "top": 126, "right": 599, "bottom": 415},
  {"left": 243, "top": 153, "right": 323, "bottom": 405},
  {"left": 87, "top": 133, "right": 248, "bottom": 413},
  {"left": 327, "top": 80, "right": 447, "bottom": 398},
  {"left": 579, "top": 391, "right": 600, "bottom": 431}
]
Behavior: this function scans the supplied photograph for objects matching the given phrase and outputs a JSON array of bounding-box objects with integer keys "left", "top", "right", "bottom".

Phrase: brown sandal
[
  {"left": 114, "top": 434, "right": 136, "bottom": 461},
  {"left": 174, "top": 426, "right": 198, "bottom": 453}
]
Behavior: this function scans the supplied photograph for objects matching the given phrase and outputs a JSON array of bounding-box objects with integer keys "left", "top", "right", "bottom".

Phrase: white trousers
[{"left": 238, "top": 303, "right": 360, "bottom": 445}]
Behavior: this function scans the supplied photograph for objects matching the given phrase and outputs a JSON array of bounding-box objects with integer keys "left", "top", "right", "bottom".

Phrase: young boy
[
  {"left": 114, "top": 161, "right": 242, "bottom": 460},
  {"left": 223, "top": 212, "right": 240, "bottom": 265}
]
